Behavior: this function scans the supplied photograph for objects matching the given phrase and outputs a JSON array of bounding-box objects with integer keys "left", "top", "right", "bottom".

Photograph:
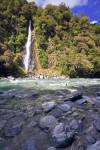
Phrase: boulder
[
  {"left": 58, "top": 103, "right": 71, "bottom": 112},
  {"left": 48, "top": 108, "right": 63, "bottom": 118},
  {"left": 64, "top": 92, "right": 82, "bottom": 102},
  {"left": 42, "top": 101, "right": 56, "bottom": 112},
  {"left": 87, "top": 141, "right": 100, "bottom": 150},
  {"left": 76, "top": 98, "right": 87, "bottom": 105},
  {"left": 39, "top": 115, "right": 58, "bottom": 130},
  {"left": 52, "top": 123, "right": 74, "bottom": 148},
  {"left": 4, "top": 113, "right": 27, "bottom": 137},
  {"left": 69, "top": 119, "right": 83, "bottom": 132}
]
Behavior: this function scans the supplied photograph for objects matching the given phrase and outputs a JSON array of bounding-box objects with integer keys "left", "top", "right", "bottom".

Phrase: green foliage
[
  {"left": 38, "top": 49, "right": 48, "bottom": 68},
  {"left": 0, "top": 1, "right": 100, "bottom": 77}
]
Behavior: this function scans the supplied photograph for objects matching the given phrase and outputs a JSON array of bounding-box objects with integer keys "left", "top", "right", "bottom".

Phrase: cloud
[
  {"left": 90, "top": 20, "right": 98, "bottom": 24},
  {"left": 27, "top": 0, "right": 88, "bottom": 8}
]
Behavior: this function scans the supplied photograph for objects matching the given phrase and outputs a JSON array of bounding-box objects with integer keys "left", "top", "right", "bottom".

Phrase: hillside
[{"left": 0, "top": 0, "right": 100, "bottom": 77}]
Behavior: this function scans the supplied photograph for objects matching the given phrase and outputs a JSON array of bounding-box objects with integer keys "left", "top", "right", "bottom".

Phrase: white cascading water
[{"left": 23, "top": 21, "right": 32, "bottom": 72}]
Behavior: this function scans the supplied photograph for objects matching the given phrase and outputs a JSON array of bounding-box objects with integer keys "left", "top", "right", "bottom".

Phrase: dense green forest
[{"left": 0, "top": 0, "right": 100, "bottom": 77}]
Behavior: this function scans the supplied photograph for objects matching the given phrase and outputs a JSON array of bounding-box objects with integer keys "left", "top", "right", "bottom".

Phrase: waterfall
[{"left": 23, "top": 21, "right": 32, "bottom": 72}]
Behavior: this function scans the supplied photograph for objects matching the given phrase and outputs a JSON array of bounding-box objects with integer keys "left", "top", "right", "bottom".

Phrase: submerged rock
[
  {"left": 42, "top": 101, "right": 56, "bottom": 112},
  {"left": 39, "top": 115, "right": 58, "bottom": 130}
]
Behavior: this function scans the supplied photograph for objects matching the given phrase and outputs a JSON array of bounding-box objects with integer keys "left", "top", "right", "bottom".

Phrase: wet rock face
[{"left": 39, "top": 115, "right": 58, "bottom": 130}]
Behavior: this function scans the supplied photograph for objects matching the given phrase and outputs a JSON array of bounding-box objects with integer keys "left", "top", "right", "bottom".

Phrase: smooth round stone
[
  {"left": 42, "top": 101, "right": 56, "bottom": 112},
  {"left": 48, "top": 108, "right": 63, "bottom": 118},
  {"left": 69, "top": 119, "right": 82, "bottom": 132},
  {"left": 39, "top": 115, "right": 58, "bottom": 130},
  {"left": 58, "top": 103, "right": 71, "bottom": 112},
  {"left": 52, "top": 123, "right": 65, "bottom": 136},
  {"left": 52, "top": 123, "right": 74, "bottom": 148}
]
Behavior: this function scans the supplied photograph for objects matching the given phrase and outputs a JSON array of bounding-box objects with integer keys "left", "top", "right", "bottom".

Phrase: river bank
[{"left": 0, "top": 78, "right": 100, "bottom": 150}]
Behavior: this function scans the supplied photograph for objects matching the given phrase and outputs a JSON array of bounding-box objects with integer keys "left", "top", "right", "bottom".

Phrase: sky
[{"left": 28, "top": 0, "right": 100, "bottom": 24}]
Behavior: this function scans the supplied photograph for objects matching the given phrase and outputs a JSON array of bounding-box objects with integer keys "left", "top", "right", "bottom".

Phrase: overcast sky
[{"left": 28, "top": 0, "right": 100, "bottom": 24}]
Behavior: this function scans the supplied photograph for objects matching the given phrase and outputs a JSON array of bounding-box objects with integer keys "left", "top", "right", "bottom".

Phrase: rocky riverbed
[{"left": 0, "top": 85, "right": 100, "bottom": 150}]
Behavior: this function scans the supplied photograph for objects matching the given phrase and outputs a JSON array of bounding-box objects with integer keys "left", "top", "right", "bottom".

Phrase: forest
[{"left": 0, "top": 0, "right": 100, "bottom": 77}]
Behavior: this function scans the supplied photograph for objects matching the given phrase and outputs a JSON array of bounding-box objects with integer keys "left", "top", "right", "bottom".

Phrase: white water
[
  {"left": 23, "top": 21, "right": 32, "bottom": 72},
  {"left": 0, "top": 78, "right": 100, "bottom": 91}
]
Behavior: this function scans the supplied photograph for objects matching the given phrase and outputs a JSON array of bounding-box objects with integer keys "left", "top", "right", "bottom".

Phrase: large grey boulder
[
  {"left": 42, "top": 101, "right": 56, "bottom": 112},
  {"left": 52, "top": 123, "right": 74, "bottom": 148},
  {"left": 39, "top": 115, "right": 58, "bottom": 130},
  {"left": 58, "top": 103, "right": 71, "bottom": 112},
  {"left": 64, "top": 92, "right": 82, "bottom": 101}
]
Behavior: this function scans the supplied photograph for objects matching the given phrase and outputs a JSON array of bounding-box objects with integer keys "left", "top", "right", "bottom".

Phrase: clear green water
[{"left": 0, "top": 78, "right": 100, "bottom": 91}]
